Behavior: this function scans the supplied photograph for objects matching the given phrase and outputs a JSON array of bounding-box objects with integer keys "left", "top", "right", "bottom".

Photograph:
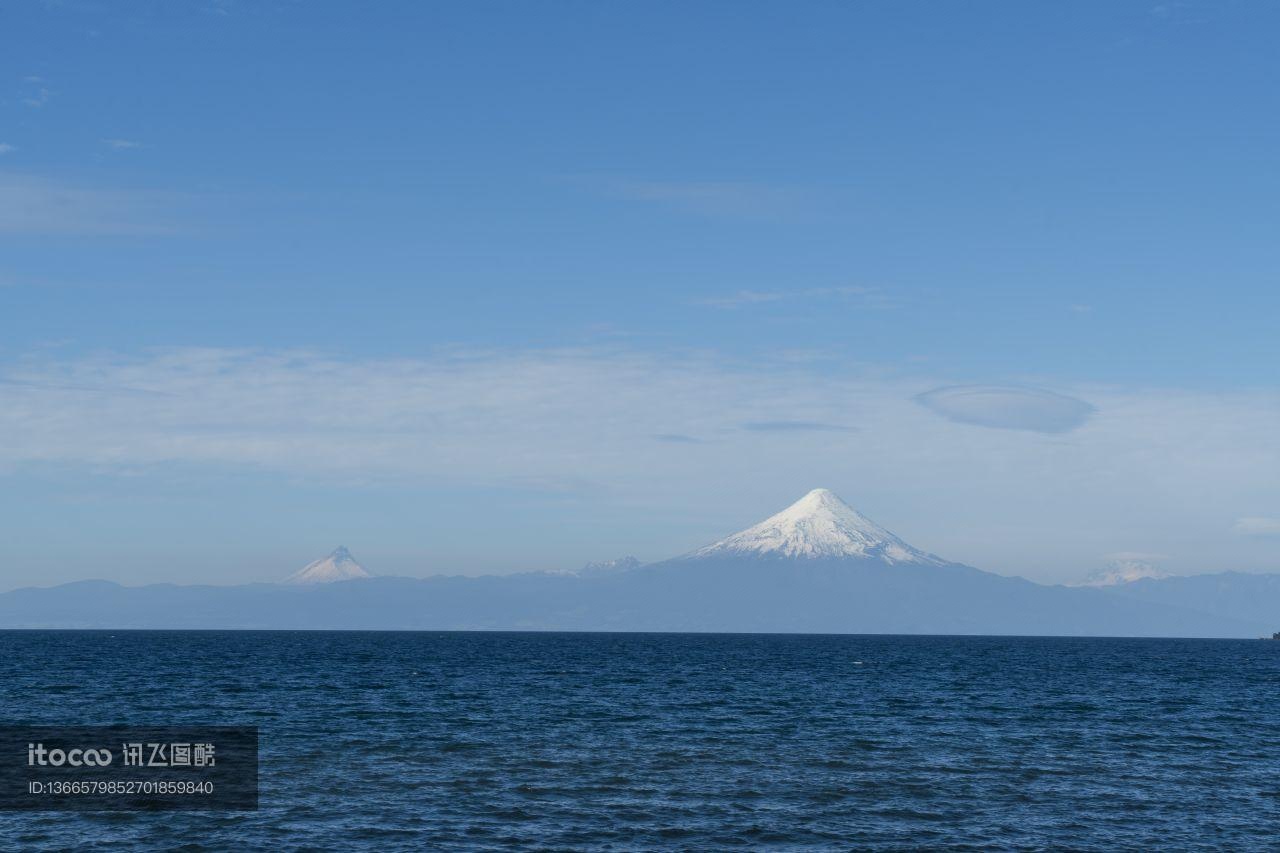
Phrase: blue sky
[{"left": 2, "top": 1, "right": 1278, "bottom": 588}]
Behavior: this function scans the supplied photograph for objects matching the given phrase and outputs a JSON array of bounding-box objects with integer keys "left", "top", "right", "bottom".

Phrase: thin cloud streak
[
  {"left": 0, "top": 173, "right": 179, "bottom": 235},
  {"left": 574, "top": 175, "right": 809, "bottom": 220},
  {"left": 699, "top": 290, "right": 786, "bottom": 308},
  {"left": 1233, "top": 517, "right": 1280, "bottom": 536},
  {"left": 741, "top": 421, "right": 857, "bottom": 433},
  {"left": 699, "top": 285, "right": 891, "bottom": 310}
]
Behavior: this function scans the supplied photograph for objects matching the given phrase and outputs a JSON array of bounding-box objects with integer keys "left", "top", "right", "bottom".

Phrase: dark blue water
[{"left": 2, "top": 632, "right": 1278, "bottom": 850}]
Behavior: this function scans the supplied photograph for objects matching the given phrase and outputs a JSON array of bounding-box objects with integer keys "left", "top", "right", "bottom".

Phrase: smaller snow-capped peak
[
  {"left": 1073, "top": 555, "right": 1167, "bottom": 587},
  {"left": 690, "top": 488, "right": 946, "bottom": 564},
  {"left": 283, "top": 546, "right": 374, "bottom": 585},
  {"left": 578, "top": 556, "right": 643, "bottom": 577}
]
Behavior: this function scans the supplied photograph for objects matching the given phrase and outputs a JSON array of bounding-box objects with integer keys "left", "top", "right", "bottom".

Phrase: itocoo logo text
[{"left": 27, "top": 743, "right": 113, "bottom": 767}]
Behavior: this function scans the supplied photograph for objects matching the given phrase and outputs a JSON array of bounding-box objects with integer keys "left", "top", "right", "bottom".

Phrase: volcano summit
[{"left": 688, "top": 488, "right": 947, "bottom": 564}]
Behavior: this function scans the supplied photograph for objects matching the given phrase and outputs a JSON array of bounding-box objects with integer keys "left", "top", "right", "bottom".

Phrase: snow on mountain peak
[
  {"left": 283, "top": 546, "right": 374, "bottom": 584},
  {"left": 690, "top": 488, "right": 946, "bottom": 564},
  {"left": 1072, "top": 554, "right": 1168, "bottom": 587},
  {"left": 578, "top": 556, "right": 643, "bottom": 577}
]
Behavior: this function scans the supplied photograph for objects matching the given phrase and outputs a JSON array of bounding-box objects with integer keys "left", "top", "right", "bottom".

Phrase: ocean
[{"left": 2, "top": 631, "right": 1278, "bottom": 850}]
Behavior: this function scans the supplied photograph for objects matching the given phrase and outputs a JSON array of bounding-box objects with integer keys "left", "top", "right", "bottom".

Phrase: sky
[{"left": 2, "top": 0, "right": 1279, "bottom": 589}]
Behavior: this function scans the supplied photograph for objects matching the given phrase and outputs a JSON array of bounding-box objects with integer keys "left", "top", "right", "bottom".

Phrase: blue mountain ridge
[{"left": 3, "top": 490, "right": 1276, "bottom": 636}]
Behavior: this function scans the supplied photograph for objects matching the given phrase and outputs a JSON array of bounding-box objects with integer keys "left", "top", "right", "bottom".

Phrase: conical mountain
[
  {"left": 283, "top": 546, "right": 374, "bottom": 584},
  {"left": 687, "top": 488, "right": 947, "bottom": 565}
]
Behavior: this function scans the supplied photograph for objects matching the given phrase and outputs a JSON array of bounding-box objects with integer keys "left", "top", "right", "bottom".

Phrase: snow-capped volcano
[
  {"left": 283, "top": 546, "right": 374, "bottom": 584},
  {"left": 689, "top": 488, "right": 947, "bottom": 565}
]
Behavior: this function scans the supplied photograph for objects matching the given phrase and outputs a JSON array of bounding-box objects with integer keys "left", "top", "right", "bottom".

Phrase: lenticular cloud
[{"left": 915, "top": 385, "right": 1095, "bottom": 433}]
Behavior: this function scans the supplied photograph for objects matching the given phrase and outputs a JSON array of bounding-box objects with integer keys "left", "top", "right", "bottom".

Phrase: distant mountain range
[{"left": 3, "top": 489, "right": 1278, "bottom": 636}]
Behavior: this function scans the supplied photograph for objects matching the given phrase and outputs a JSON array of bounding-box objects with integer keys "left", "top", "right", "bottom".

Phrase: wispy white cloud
[
  {"left": 698, "top": 290, "right": 786, "bottom": 308},
  {"left": 21, "top": 78, "right": 51, "bottom": 108},
  {"left": 100, "top": 138, "right": 142, "bottom": 150},
  {"left": 1233, "top": 517, "right": 1280, "bottom": 537},
  {"left": 1, "top": 348, "right": 1273, "bottom": 484},
  {"left": 1105, "top": 550, "right": 1167, "bottom": 564},
  {"left": 0, "top": 144, "right": 15, "bottom": 156},
  {"left": 653, "top": 433, "right": 704, "bottom": 444},
  {"left": 741, "top": 420, "right": 857, "bottom": 433},
  {"left": 582, "top": 176, "right": 807, "bottom": 220},
  {"left": 0, "top": 173, "right": 178, "bottom": 235},
  {"left": 699, "top": 285, "right": 889, "bottom": 310},
  {"left": 0, "top": 347, "right": 871, "bottom": 477}
]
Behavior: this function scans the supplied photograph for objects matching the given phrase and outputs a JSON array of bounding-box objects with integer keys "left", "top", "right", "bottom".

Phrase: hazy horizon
[{"left": 4, "top": 484, "right": 1275, "bottom": 593}]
